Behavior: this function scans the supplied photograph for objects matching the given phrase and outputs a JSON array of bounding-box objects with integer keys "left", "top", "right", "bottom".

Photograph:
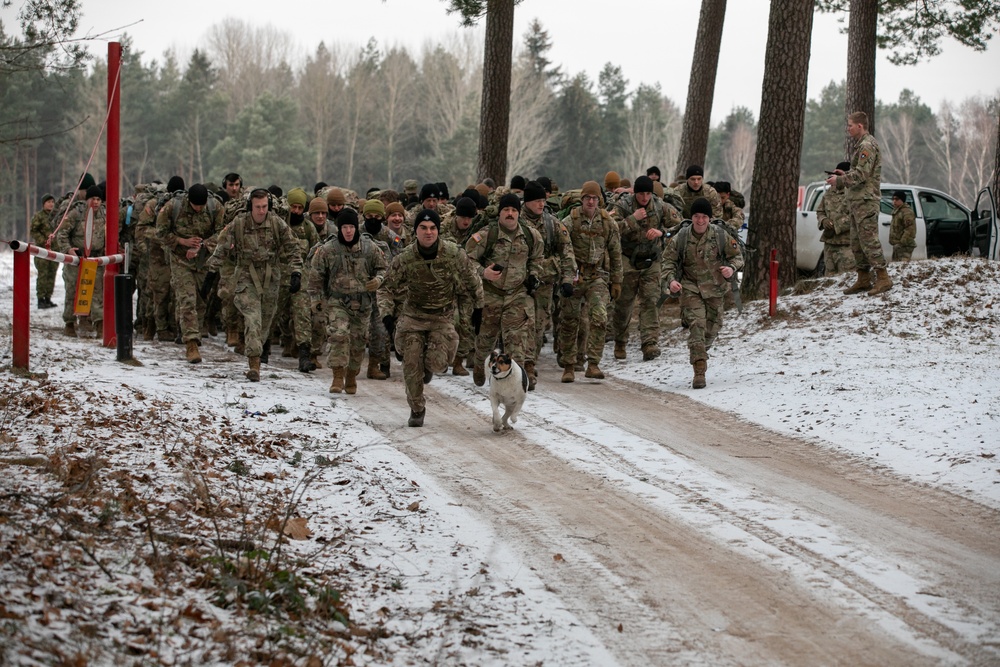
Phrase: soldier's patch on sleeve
[
  {"left": 860, "top": 151, "right": 869, "bottom": 160},
  {"left": 471, "top": 232, "right": 483, "bottom": 243},
  {"left": 730, "top": 239, "right": 738, "bottom": 249}
]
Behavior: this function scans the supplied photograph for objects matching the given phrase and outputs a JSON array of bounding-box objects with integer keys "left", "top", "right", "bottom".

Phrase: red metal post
[
  {"left": 103, "top": 41, "right": 121, "bottom": 348},
  {"left": 769, "top": 249, "right": 779, "bottom": 317},
  {"left": 12, "top": 247, "right": 30, "bottom": 371}
]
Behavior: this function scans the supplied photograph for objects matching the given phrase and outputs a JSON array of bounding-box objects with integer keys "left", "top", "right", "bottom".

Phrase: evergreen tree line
[{"left": 1, "top": 17, "right": 995, "bottom": 240}]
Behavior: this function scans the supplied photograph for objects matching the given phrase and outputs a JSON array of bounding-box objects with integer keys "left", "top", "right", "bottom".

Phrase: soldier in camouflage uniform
[
  {"left": 308, "top": 208, "right": 387, "bottom": 395},
  {"left": 384, "top": 201, "right": 411, "bottom": 247},
  {"left": 155, "top": 184, "right": 225, "bottom": 363},
  {"left": 273, "top": 187, "right": 319, "bottom": 372},
  {"left": 676, "top": 165, "right": 723, "bottom": 219},
  {"left": 401, "top": 179, "right": 421, "bottom": 211},
  {"left": 662, "top": 198, "right": 744, "bottom": 389},
  {"left": 466, "top": 193, "right": 544, "bottom": 388},
  {"left": 557, "top": 181, "right": 623, "bottom": 382},
  {"left": 440, "top": 196, "right": 480, "bottom": 378},
  {"left": 204, "top": 189, "right": 304, "bottom": 382},
  {"left": 827, "top": 111, "right": 892, "bottom": 296},
  {"left": 889, "top": 190, "right": 916, "bottom": 262},
  {"left": 359, "top": 199, "right": 400, "bottom": 380},
  {"left": 217, "top": 175, "right": 248, "bottom": 349},
  {"left": 306, "top": 197, "right": 332, "bottom": 369},
  {"left": 715, "top": 182, "right": 745, "bottom": 233},
  {"left": 137, "top": 176, "right": 185, "bottom": 341},
  {"left": 405, "top": 183, "right": 443, "bottom": 228},
  {"left": 611, "top": 175, "right": 677, "bottom": 362},
  {"left": 30, "top": 194, "right": 58, "bottom": 309},
  {"left": 520, "top": 181, "right": 575, "bottom": 389},
  {"left": 54, "top": 185, "right": 107, "bottom": 337},
  {"left": 816, "top": 162, "right": 855, "bottom": 276},
  {"left": 378, "top": 209, "right": 484, "bottom": 427}
]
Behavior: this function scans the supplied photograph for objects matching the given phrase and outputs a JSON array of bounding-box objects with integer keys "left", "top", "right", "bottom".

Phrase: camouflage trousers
[
  {"left": 397, "top": 312, "right": 459, "bottom": 413},
  {"left": 324, "top": 298, "right": 371, "bottom": 373},
  {"left": 557, "top": 275, "right": 609, "bottom": 368},
  {"left": 369, "top": 306, "right": 390, "bottom": 365},
  {"left": 680, "top": 288, "right": 724, "bottom": 365},
  {"left": 823, "top": 243, "right": 856, "bottom": 276},
  {"left": 848, "top": 197, "right": 887, "bottom": 271},
  {"left": 892, "top": 245, "right": 915, "bottom": 262},
  {"left": 168, "top": 256, "right": 209, "bottom": 343},
  {"left": 61, "top": 261, "right": 104, "bottom": 329},
  {"left": 273, "top": 284, "right": 312, "bottom": 346},
  {"left": 234, "top": 279, "right": 280, "bottom": 359},
  {"left": 612, "top": 261, "right": 661, "bottom": 347},
  {"left": 147, "top": 243, "right": 174, "bottom": 334},
  {"left": 311, "top": 302, "right": 328, "bottom": 358},
  {"left": 218, "top": 262, "right": 244, "bottom": 339},
  {"left": 532, "top": 283, "right": 555, "bottom": 361},
  {"left": 474, "top": 288, "right": 535, "bottom": 369},
  {"left": 34, "top": 256, "right": 58, "bottom": 300},
  {"left": 454, "top": 293, "right": 476, "bottom": 360}
]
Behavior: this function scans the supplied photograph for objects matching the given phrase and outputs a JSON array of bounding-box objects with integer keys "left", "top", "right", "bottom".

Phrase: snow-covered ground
[{"left": 1, "top": 248, "right": 998, "bottom": 665}]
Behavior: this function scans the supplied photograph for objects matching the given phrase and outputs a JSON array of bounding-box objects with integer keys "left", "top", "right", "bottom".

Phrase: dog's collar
[{"left": 491, "top": 366, "right": 515, "bottom": 381}]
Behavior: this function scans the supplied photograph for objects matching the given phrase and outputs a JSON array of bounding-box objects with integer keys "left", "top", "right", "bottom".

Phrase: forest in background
[{"left": 1, "top": 17, "right": 997, "bottom": 239}]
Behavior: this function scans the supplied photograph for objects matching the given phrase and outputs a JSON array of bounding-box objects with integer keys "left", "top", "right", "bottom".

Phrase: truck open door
[{"left": 971, "top": 187, "right": 998, "bottom": 260}]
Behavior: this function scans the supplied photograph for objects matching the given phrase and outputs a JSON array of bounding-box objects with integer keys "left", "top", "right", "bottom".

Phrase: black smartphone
[{"left": 492, "top": 264, "right": 505, "bottom": 272}]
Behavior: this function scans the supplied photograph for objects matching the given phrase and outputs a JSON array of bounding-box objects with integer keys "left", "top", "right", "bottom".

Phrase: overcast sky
[{"left": 6, "top": 0, "right": 999, "bottom": 124}]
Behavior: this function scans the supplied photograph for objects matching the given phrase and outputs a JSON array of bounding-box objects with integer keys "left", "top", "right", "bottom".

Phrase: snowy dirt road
[{"left": 358, "top": 358, "right": 1000, "bottom": 667}]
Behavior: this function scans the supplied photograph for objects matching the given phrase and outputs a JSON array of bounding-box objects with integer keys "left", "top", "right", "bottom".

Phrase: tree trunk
[
  {"left": 743, "top": 0, "right": 814, "bottom": 301},
  {"left": 843, "top": 0, "right": 878, "bottom": 157},
  {"left": 476, "top": 0, "right": 515, "bottom": 185},
  {"left": 674, "top": 0, "right": 727, "bottom": 179}
]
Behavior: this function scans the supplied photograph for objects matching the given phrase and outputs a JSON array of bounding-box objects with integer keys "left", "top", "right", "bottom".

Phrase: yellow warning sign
[{"left": 74, "top": 258, "right": 99, "bottom": 316}]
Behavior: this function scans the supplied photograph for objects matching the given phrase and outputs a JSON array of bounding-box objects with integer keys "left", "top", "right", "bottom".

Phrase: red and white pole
[
  {"left": 103, "top": 41, "right": 121, "bottom": 348},
  {"left": 12, "top": 248, "right": 30, "bottom": 371}
]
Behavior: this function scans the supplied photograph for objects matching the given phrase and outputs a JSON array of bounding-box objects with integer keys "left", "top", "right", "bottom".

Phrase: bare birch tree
[
  {"left": 880, "top": 111, "right": 920, "bottom": 184},
  {"left": 506, "top": 59, "right": 559, "bottom": 179},
  {"left": 723, "top": 121, "right": 756, "bottom": 195},
  {"left": 297, "top": 43, "right": 345, "bottom": 183},
  {"left": 377, "top": 46, "right": 419, "bottom": 187}
]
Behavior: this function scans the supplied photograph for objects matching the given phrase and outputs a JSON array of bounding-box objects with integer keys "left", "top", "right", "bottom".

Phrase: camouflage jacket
[
  {"left": 155, "top": 195, "right": 225, "bottom": 269},
  {"left": 835, "top": 132, "right": 881, "bottom": 200},
  {"left": 377, "top": 240, "right": 484, "bottom": 319},
  {"left": 612, "top": 193, "right": 678, "bottom": 266},
  {"left": 54, "top": 202, "right": 106, "bottom": 257},
  {"left": 465, "top": 220, "right": 544, "bottom": 293},
  {"left": 560, "top": 207, "right": 623, "bottom": 286},
  {"left": 521, "top": 206, "right": 576, "bottom": 286},
  {"left": 720, "top": 200, "right": 745, "bottom": 233},
  {"left": 676, "top": 183, "right": 724, "bottom": 219},
  {"left": 30, "top": 209, "right": 53, "bottom": 246},
  {"left": 890, "top": 204, "right": 917, "bottom": 248},
  {"left": 308, "top": 235, "right": 387, "bottom": 302},
  {"left": 287, "top": 218, "right": 320, "bottom": 260},
  {"left": 816, "top": 188, "right": 852, "bottom": 246},
  {"left": 206, "top": 211, "right": 303, "bottom": 292},
  {"left": 662, "top": 223, "right": 744, "bottom": 298}
]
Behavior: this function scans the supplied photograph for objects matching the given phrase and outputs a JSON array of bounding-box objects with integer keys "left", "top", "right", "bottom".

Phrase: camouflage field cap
[{"left": 403, "top": 179, "right": 418, "bottom": 194}]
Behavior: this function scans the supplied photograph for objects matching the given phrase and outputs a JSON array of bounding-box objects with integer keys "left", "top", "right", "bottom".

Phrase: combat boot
[
  {"left": 312, "top": 354, "right": 322, "bottom": 369},
  {"left": 379, "top": 362, "right": 390, "bottom": 378},
  {"left": 692, "top": 359, "right": 707, "bottom": 389},
  {"left": 226, "top": 328, "right": 240, "bottom": 346},
  {"left": 561, "top": 364, "right": 575, "bottom": 383},
  {"left": 367, "top": 357, "right": 386, "bottom": 380},
  {"left": 524, "top": 360, "right": 536, "bottom": 391},
  {"left": 281, "top": 336, "right": 296, "bottom": 358},
  {"left": 246, "top": 356, "right": 261, "bottom": 382},
  {"left": 329, "top": 368, "right": 345, "bottom": 393},
  {"left": 585, "top": 362, "right": 605, "bottom": 380},
  {"left": 260, "top": 340, "right": 271, "bottom": 365},
  {"left": 298, "top": 344, "right": 316, "bottom": 373},
  {"left": 614, "top": 341, "right": 627, "bottom": 360},
  {"left": 843, "top": 269, "right": 873, "bottom": 295},
  {"left": 642, "top": 342, "right": 661, "bottom": 361},
  {"left": 867, "top": 268, "right": 893, "bottom": 296},
  {"left": 407, "top": 410, "right": 425, "bottom": 427},
  {"left": 473, "top": 362, "right": 486, "bottom": 387},
  {"left": 63, "top": 321, "right": 76, "bottom": 337},
  {"left": 344, "top": 369, "right": 358, "bottom": 395},
  {"left": 143, "top": 319, "right": 156, "bottom": 341},
  {"left": 185, "top": 340, "right": 202, "bottom": 364},
  {"left": 451, "top": 353, "right": 469, "bottom": 377}
]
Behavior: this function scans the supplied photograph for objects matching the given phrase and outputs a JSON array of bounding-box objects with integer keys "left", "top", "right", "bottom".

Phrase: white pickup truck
[{"left": 795, "top": 182, "right": 998, "bottom": 275}]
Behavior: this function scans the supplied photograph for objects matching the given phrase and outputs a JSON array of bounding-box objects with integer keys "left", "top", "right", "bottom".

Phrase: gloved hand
[
  {"left": 365, "top": 277, "right": 380, "bottom": 292},
  {"left": 525, "top": 274, "right": 540, "bottom": 296},
  {"left": 471, "top": 308, "right": 483, "bottom": 335},
  {"left": 822, "top": 219, "right": 834, "bottom": 231},
  {"left": 560, "top": 283, "right": 574, "bottom": 298},
  {"left": 199, "top": 271, "right": 219, "bottom": 301},
  {"left": 289, "top": 272, "right": 302, "bottom": 294},
  {"left": 610, "top": 283, "right": 621, "bottom": 300},
  {"left": 382, "top": 314, "right": 396, "bottom": 341}
]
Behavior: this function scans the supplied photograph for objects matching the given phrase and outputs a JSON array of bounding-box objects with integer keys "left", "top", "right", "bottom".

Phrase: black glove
[
  {"left": 289, "top": 272, "right": 302, "bottom": 294},
  {"left": 560, "top": 282, "right": 574, "bottom": 298},
  {"left": 471, "top": 308, "right": 483, "bottom": 335},
  {"left": 382, "top": 314, "right": 396, "bottom": 341},
  {"left": 526, "top": 274, "right": 540, "bottom": 296},
  {"left": 199, "top": 271, "right": 219, "bottom": 301}
]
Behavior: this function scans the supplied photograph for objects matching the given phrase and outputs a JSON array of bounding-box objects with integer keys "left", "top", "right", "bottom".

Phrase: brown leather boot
[
  {"left": 692, "top": 359, "right": 707, "bottom": 389},
  {"left": 226, "top": 328, "right": 240, "bottom": 346},
  {"left": 246, "top": 356, "right": 261, "bottom": 382},
  {"left": 843, "top": 269, "right": 873, "bottom": 295},
  {"left": 329, "top": 367, "right": 345, "bottom": 393},
  {"left": 473, "top": 362, "right": 486, "bottom": 387},
  {"left": 143, "top": 319, "right": 156, "bottom": 341},
  {"left": 281, "top": 337, "right": 296, "bottom": 358},
  {"left": 367, "top": 357, "right": 386, "bottom": 380},
  {"left": 63, "top": 321, "right": 76, "bottom": 337},
  {"left": 451, "top": 353, "right": 469, "bottom": 376},
  {"left": 344, "top": 369, "right": 358, "bottom": 395},
  {"left": 585, "top": 362, "right": 604, "bottom": 379},
  {"left": 185, "top": 340, "right": 202, "bottom": 364},
  {"left": 561, "top": 364, "right": 575, "bottom": 383},
  {"left": 867, "top": 267, "right": 893, "bottom": 296},
  {"left": 614, "top": 341, "right": 627, "bottom": 360},
  {"left": 524, "top": 361, "right": 536, "bottom": 391},
  {"left": 642, "top": 342, "right": 661, "bottom": 361}
]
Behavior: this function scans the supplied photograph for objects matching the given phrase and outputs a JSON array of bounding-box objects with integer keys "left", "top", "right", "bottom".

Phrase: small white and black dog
[{"left": 487, "top": 349, "right": 528, "bottom": 432}]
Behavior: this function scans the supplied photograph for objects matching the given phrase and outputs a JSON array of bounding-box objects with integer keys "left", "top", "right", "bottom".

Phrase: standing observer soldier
[
  {"left": 203, "top": 188, "right": 304, "bottom": 382},
  {"left": 826, "top": 111, "right": 893, "bottom": 296},
  {"left": 377, "top": 209, "right": 484, "bottom": 428},
  {"left": 889, "top": 190, "right": 916, "bottom": 262},
  {"left": 662, "top": 198, "right": 744, "bottom": 389},
  {"left": 816, "top": 162, "right": 855, "bottom": 276},
  {"left": 155, "top": 184, "right": 225, "bottom": 364},
  {"left": 30, "top": 194, "right": 58, "bottom": 309},
  {"left": 54, "top": 185, "right": 107, "bottom": 338}
]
